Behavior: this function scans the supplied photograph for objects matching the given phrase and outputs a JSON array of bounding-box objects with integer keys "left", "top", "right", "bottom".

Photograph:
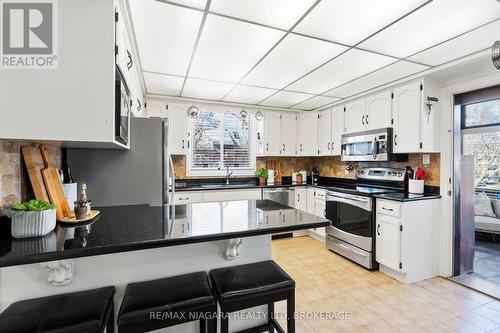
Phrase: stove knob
[{"left": 397, "top": 172, "right": 402, "bottom": 177}]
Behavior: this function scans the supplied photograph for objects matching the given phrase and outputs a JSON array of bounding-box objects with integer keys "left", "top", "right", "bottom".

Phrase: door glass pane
[
  {"left": 344, "top": 142, "right": 373, "bottom": 156},
  {"left": 464, "top": 99, "right": 500, "bottom": 128},
  {"left": 462, "top": 130, "right": 500, "bottom": 190}
]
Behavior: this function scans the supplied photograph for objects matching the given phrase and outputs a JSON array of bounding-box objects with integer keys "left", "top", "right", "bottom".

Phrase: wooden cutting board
[
  {"left": 40, "top": 145, "right": 71, "bottom": 220},
  {"left": 22, "top": 146, "right": 50, "bottom": 202}
]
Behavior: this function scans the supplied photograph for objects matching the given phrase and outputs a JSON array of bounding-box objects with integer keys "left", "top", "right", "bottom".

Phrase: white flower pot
[
  {"left": 408, "top": 179, "right": 425, "bottom": 194},
  {"left": 11, "top": 209, "right": 57, "bottom": 239}
]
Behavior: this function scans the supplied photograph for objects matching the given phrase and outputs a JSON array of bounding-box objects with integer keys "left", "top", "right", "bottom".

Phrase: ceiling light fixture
[
  {"left": 186, "top": 105, "right": 200, "bottom": 118},
  {"left": 492, "top": 40, "right": 500, "bottom": 70}
]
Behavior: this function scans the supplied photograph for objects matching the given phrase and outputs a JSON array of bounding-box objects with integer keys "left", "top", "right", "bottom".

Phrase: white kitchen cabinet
[
  {"left": 392, "top": 79, "right": 440, "bottom": 153},
  {"left": 146, "top": 101, "right": 187, "bottom": 155},
  {"left": 306, "top": 188, "right": 316, "bottom": 215},
  {"left": 331, "top": 106, "right": 345, "bottom": 156},
  {"left": 281, "top": 113, "right": 297, "bottom": 156},
  {"left": 318, "top": 109, "right": 332, "bottom": 156},
  {"left": 365, "top": 91, "right": 392, "bottom": 130},
  {"left": 344, "top": 100, "right": 366, "bottom": 134},
  {"left": 375, "top": 198, "right": 440, "bottom": 284},
  {"left": 172, "top": 191, "right": 203, "bottom": 205},
  {"left": 202, "top": 189, "right": 261, "bottom": 202},
  {"left": 294, "top": 188, "right": 307, "bottom": 212},
  {"left": 263, "top": 112, "right": 282, "bottom": 156},
  {"left": 297, "top": 113, "right": 319, "bottom": 156}
]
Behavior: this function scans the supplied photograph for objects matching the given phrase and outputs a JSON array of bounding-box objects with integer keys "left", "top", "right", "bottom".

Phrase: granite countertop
[
  {"left": 0, "top": 200, "right": 330, "bottom": 267},
  {"left": 373, "top": 192, "right": 442, "bottom": 202}
]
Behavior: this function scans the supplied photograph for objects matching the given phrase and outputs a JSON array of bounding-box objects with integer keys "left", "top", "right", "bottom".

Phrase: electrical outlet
[{"left": 422, "top": 154, "right": 430, "bottom": 165}]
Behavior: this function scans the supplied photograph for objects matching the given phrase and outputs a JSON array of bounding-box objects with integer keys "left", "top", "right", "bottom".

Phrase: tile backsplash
[
  {"left": 172, "top": 153, "right": 441, "bottom": 187},
  {"left": 0, "top": 140, "right": 61, "bottom": 216}
]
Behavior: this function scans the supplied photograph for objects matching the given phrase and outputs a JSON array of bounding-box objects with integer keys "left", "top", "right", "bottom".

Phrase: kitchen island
[{"left": 0, "top": 199, "right": 329, "bottom": 332}]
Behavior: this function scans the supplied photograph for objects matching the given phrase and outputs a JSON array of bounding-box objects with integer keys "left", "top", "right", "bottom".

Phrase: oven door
[{"left": 325, "top": 192, "right": 373, "bottom": 252}]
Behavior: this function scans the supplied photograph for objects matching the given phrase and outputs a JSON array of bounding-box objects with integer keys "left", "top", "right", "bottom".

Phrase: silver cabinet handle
[
  {"left": 282, "top": 214, "right": 285, "bottom": 223},
  {"left": 178, "top": 197, "right": 190, "bottom": 201},
  {"left": 394, "top": 134, "right": 398, "bottom": 146},
  {"left": 362, "top": 115, "right": 365, "bottom": 125},
  {"left": 283, "top": 144, "right": 285, "bottom": 151},
  {"left": 266, "top": 143, "right": 269, "bottom": 151},
  {"left": 266, "top": 216, "right": 269, "bottom": 224},
  {"left": 382, "top": 207, "right": 394, "bottom": 212},
  {"left": 182, "top": 139, "right": 185, "bottom": 149},
  {"left": 366, "top": 114, "right": 369, "bottom": 125},
  {"left": 377, "top": 224, "right": 380, "bottom": 236},
  {"left": 328, "top": 142, "right": 331, "bottom": 150},
  {"left": 297, "top": 194, "right": 300, "bottom": 202}
]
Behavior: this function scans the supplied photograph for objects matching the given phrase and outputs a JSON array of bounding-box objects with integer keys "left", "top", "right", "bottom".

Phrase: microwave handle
[{"left": 372, "top": 138, "right": 377, "bottom": 160}]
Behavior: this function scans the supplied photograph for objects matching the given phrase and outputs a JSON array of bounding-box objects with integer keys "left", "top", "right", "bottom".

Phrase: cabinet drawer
[
  {"left": 172, "top": 192, "right": 203, "bottom": 204},
  {"left": 202, "top": 189, "right": 261, "bottom": 202},
  {"left": 377, "top": 200, "right": 401, "bottom": 218}
]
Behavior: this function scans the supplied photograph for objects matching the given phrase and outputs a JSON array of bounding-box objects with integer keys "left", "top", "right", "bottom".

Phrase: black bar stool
[
  {"left": 117, "top": 271, "right": 216, "bottom": 333},
  {"left": 0, "top": 286, "right": 115, "bottom": 333},
  {"left": 209, "top": 260, "right": 295, "bottom": 333}
]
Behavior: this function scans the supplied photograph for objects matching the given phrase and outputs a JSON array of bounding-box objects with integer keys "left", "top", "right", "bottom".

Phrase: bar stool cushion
[
  {"left": 118, "top": 271, "right": 214, "bottom": 327},
  {"left": 209, "top": 260, "right": 294, "bottom": 305},
  {"left": 0, "top": 286, "right": 115, "bottom": 333}
]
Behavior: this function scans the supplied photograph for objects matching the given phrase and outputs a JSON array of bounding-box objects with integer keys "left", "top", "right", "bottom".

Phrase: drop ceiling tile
[
  {"left": 260, "top": 90, "right": 314, "bottom": 108},
  {"left": 182, "top": 78, "right": 234, "bottom": 100},
  {"left": 223, "top": 85, "right": 278, "bottom": 104},
  {"left": 408, "top": 19, "right": 500, "bottom": 66},
  {"left": 287, "top": 48, "right": 395, "bottom": 95},
  {"left": 323, "top": 61, "right": 429, "bottom": 98},
  {"left": 189, "top": 15, "right": 285, "bottom": 82},
  {"left": 241, "top": 34, "right": 347, "bottom": 89},
  {"left": 292, "top": 96, "right": 340, "bottom": 111},
  {"left": 294, "top": 0, "right": 427, "bottom": 46},
  {"left": 144, "top": 72, "right": 184, "bottom": 95},
  {"left": 359, "top": 0, "right": 500, "bottom": 58},
  {"left": 210, "top": 0, "right": 316, "bottom": 30},
  {"left": 164, "top": 0, "right": 207, "bottom": 10},
  {"left": 129, "top": 0, "right": 203, "bottom": 76}
]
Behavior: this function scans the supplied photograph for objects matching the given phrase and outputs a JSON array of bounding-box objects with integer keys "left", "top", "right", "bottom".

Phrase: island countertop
[{"left": 0, "top": 200, "right": 330, "bottom": 267}]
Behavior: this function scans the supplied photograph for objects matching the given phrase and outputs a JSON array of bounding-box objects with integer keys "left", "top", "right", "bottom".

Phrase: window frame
[{"left": 186, "top": 108, "right": 257, "bottom": 177}]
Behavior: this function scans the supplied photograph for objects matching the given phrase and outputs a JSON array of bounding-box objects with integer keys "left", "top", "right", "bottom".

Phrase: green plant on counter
[
  {"left": 255, "top": 168, "right": 269, "bottom": 180},
  {"left": 11, "top": 199, "right": 56, "bottom": 211}
]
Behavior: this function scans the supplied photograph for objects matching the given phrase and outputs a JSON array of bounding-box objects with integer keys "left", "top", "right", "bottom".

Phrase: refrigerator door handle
[{"left": 169, "top": 154, "right": 175, "bottom": 204}]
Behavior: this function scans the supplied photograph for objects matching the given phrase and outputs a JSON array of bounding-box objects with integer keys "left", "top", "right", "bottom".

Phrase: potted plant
[
  {"left": 255, "top": 168, "right": 268, "bottom": 186},
  {"left": 74, "top": 199, "right": 91, "bottom": 219},
  {"left": 8, "top": 200, "right": 57, "bottom": 238},
  {"left": 295, "top": 171, "right": 303, "bottom": 184}
]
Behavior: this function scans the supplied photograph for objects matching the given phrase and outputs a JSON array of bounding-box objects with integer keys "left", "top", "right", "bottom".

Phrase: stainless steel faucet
[{"left": 218, "top": 161, "right": 233, "bottom": 185}]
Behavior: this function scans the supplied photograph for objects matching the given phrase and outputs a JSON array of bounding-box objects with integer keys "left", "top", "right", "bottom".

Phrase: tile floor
[{"left": 272, "top": 236, "right": 500, "bottom": 333}]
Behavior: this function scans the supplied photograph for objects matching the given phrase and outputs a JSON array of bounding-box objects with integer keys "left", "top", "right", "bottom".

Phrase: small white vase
[
  {"left": 408, "top": 179, "right": 425, "bottom": 194},
  {"left": 11, "top": 209, "right": 57, "bottom": 239}
]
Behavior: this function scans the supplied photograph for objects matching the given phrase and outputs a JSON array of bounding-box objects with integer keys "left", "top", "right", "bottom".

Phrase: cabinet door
[
  {"left": 167, "top": 104, "right": 187, "bottom": 155},
  {"left": 366, "top": 91, "right": 392, "bottom": 130},
  {"left": 298, "top": 113, "right": 319, "bottom": 156},
  {"left": 306, "top": 188, "right": 316, "bottom": 215},
  {"left": 281, "top": 113, "right": 297, "bottom": 156},
  {"left": 294, "top": 188, "right": 307, "bottom": 212},
  {"left": 281, "top": 209, "right": 296, "bottom": 226},
  {"left": 344, "top": 100, "right": 366, "bottom": 134},
  {"left": 264, "top": 112, "right": 282, "bottom": 156},
  {"left": 318, "top": 109, "right": 332, "bottom": 156},
  {"left": 376, "top": 215, "right": 402, "bottom": 271},
  {"left": 331, "top": 106, "right": 344, "bottom": 156},
  {"left": 393, "top": 81, "right": 421, "bottom": 153}
]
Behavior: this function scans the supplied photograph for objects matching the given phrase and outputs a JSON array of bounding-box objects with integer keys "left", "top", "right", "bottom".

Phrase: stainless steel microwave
[
  {"left": 115, "top": 66, "right": 130, "bottom": 146},
  {"left": 341, "top": 128, "right": 392, "bottom": 162}
]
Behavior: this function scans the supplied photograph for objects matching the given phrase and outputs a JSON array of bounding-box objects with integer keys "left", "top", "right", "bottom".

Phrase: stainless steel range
[{"left": 325, "top": 167, "right": 406, "bottom": 269}]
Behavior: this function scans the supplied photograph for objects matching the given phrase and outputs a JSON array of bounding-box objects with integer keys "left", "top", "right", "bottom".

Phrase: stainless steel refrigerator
[{"left": 67, "top": 117, "right": 174, "bottom": 207}]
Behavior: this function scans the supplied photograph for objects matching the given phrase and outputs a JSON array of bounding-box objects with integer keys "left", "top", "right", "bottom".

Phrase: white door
[
  {"left": 344, "top": 99, "right": 366, "bottom": 134},
  {"left": 281, "top": 113, "right": 297, "bottom": 156},
  {"left": 393, "top": 81, "right": 421, "bottom": 153},
  {"left": 318, "top": 109, "right": 332, "bottom": 156},
  {"left": 298, "top": 113, "right": 319, "bottom": 156},
  {"left": 264, "top": 112, "right": 282, "bottom": 156},
  {"left": 365, "top": 91, "right": 392, "bottom": 130},
  {"left": 294, "top": 188, "right": 307, "bottom": 212},
  {"left": 331, "top": 106, "right": 344, "bottom": 156},
  {"left": 376, "top": 215, "right": 402, "bottom": 271},
  {"left": 167, "top": 104, "right": 188, "bottom": 155}
]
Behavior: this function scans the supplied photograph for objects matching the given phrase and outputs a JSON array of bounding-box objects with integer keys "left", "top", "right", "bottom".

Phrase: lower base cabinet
[{"left": 375, "top": 198, "right": 440, "bottom": 284}]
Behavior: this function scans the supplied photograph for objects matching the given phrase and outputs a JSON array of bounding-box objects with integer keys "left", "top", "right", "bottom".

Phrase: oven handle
[
  {"left": 327, "top": 193, "right": 368, "bottom": 203},
  {"left": 326, "top": 194, "right": 372, "bottom": 211},
  {"left": 372, "top": 138, "right": 377, "bottom": 160}
]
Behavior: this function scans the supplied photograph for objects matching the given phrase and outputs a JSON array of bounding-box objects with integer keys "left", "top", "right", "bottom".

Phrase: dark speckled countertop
[{"left": 0, "top": 200, "right": 330, "bottom": 267}]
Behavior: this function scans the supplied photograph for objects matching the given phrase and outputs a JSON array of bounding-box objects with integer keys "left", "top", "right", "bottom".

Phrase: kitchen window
[{"left": 187, "top": 109, "right": 256, "bottom": 176}]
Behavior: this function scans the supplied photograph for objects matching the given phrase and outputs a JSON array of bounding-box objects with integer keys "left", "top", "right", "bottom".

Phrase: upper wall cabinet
[
  {"left": 146, "top": 100, "right": 187, "bottom": 155},
  {"left": 298, "top": 113, "right": 319, "bottom": 156},
  {"left": 365, "top": 91, "right": 392, "bottom": 131},
  {"left": 392, "top": 79, "right": 440, "bottom": 153},
  {"left": 281, "top": 113, "right": 297, "bottom": 156},
  {"left": 331, "top": 106, "right": 345, "bottom": 156},
  {"left": 318, "top": 109, "right": 332, "bottom": 156},
  {"left": 262, "top": 112, "right": 282, "bottom": 156},
  {"left": 344, "top": 100, "right": 367, "bottom": 134}
]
